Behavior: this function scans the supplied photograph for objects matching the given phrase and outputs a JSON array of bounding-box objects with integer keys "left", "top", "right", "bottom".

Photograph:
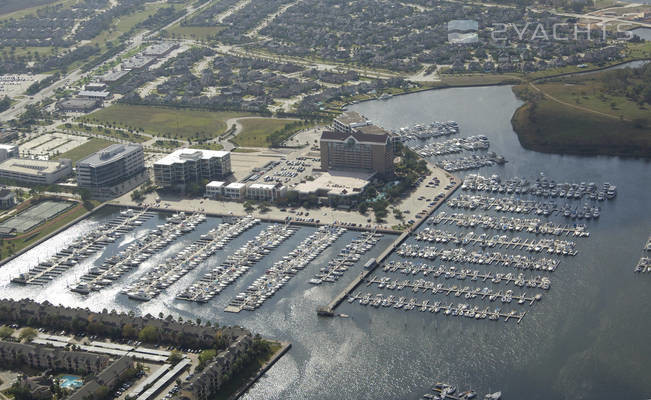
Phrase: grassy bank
[{"left": 511, "top": 97, "right": 650, "bottom": 158}]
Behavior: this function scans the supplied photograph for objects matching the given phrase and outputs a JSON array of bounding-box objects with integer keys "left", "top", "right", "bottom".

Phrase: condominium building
[
  {"left": 205, "top": 181, "right": 225, "bottom": 198},
  {"left": 223, "top": 182, "right": 246, "bottom": 200},
  {"left": 245, "top": 183, "right": 286, "bottom": 202},
  {"left": 320, "top": 124, "right": 394, "bottom": 176},
  {"left": 76, "top": 144, "right": 145, "bottom": 189},
  {"left": 0, "top": 158, "right": 72, "bottom": 185},
  {"left": 154, "top": 149, "right": 232, "bottom": 189}
]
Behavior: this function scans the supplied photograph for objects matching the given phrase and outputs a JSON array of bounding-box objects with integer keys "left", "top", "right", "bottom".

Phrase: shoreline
[{"left": 227, "top": 341, "right": 292, "bottom": 400}]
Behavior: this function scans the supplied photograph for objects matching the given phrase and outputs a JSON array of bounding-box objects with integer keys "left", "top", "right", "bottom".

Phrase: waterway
[{"left": 1, "top": 83, "right": 650, "bottom": 399}]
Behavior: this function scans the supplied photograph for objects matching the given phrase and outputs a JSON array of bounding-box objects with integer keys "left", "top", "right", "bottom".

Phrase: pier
[
  {"left": 346, "top": 293, "right": 526, "bottom": 323},
  {"left": 320, "top": 173, "right": 461, "bottom": 315},
  {"left": 11, "top": 208, "right": 154, "bottom": 286},
  {"left": 311, "top": 230, "right": 382, "bottom": 285},
  {"left": 428, "top": 213, "right": 590, "bottom": 237}
]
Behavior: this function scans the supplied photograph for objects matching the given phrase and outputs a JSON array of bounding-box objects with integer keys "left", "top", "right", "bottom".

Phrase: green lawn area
[
  {"left": 55, "top": 138, "right": 116, "bottom": 164},
  {"left": 82, "top": 105, "right": 253, "bottom": 140},
  {"left": 232, "top": 118, "right": 300, "bottom": 147},
  {"left": 511, "top": 92, "right": 650, "bottom": 157},
  {"left": 0, "top": 0, "right": 70, "bottom": 20},
  {"left": 166, "top": 24, "right": 225, "bottom": 40}
]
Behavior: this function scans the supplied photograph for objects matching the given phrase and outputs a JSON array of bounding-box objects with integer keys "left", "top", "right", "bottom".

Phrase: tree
[
  {"left": 168, "top": 350, "right": 183, "bottom": 365},
  {"left": 138, "top": 325, "right": 159, "bottom": 343},
  {"left": 0, "top": 326, "right": 14, "bottom": 339},
  {"left": 18, "top": 327, "right": 37, "bottom": 342},
  {"left": 122, "top": 323, "right": 138, "bottom": 339}
]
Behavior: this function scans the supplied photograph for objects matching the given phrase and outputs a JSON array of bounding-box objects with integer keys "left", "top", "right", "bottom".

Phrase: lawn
[
  {"left": 166, "top": 24, "right": 225, "bottom": 40},
  {"left": 511, "top": 95, "right": 650, "bottom": 157},
  {"left": 55, "top": 138, "right": 116, "bottom": 164},
  {"left": 232, "top": 118, "right": 300, "bottom": 147},
  {"left": 82, "top": 105, "right": 253, "bottom": 140}
]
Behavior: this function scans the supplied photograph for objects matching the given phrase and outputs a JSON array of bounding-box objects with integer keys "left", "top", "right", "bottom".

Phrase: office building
[
  {"left": 0, "top": 158, "right": 72, "bottom": 185},
  {"left": 333, "top": 111, "right": 371, "bottom": 134},
  {"left": 223, "top": 182, "right": 246, "bottom": 200},
  {"left": 77, "top": 144, "right": 145, "bottom": 189},
  {"left": 154, "top": 149, "right": 231, "bottom": 190}
]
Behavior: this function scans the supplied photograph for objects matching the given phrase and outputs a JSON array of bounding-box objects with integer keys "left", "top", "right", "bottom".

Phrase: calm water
[{"left": 2, "top": 85, "right": 650, "bottom": 400}]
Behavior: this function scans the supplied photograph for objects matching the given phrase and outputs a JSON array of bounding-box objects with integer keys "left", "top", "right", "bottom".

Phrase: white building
[
  {"left": 154, "top": 149, "right": 232, "bottom": 190},
  {"left": 205, "top": 181, "right": 225, "bottom": 198},
  {"left": 0, "top": 158, "right": 72, "bottom": 185},
  {"left": 223, "top": 183, "right": 246, "bottom": 200},
  {"left": 245, "top": 183, "right": 286, "bottom": 202},
  {"left": 0, "top": 144, "right": 19, "bottom": 162}
]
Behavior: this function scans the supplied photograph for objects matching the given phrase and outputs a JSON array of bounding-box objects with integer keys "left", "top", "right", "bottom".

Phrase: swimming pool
[{"left": 58, "top": 375, "right": 83, "bottom": 389}]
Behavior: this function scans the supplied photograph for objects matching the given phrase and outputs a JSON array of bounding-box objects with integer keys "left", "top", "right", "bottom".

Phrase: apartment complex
[
  {"left": 180, "top": 334, "right": 253, "bottom": 400},
  {"left": 0, "top": 158, "right": 72, "bottom": 185},
  {"left": 77, "top": 144, "right": 145, "bottom": 189},
  {"left": 154, "top": 149, "right": 232, "bottom": 189},
  {"left": 320, "top": 125, "right": 394, "bottom": 176},
  {"left": 0, "top": 340, "right": 111, "bottom": 374}
]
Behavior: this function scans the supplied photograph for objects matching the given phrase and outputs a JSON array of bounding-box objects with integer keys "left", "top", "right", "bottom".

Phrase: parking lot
[{"left": 19, "top": 132, "right": 88, "bottom": 158}]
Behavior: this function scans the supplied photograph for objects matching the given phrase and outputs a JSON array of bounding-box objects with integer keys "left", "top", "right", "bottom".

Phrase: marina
[
  {"left": 10, "top": 208, "right": 154, "bottom": 286},
  {"left": 447, "top": 194, "right": 602, "bottom": 218},
  {"left": 462, "top": 173, "right": 617, "bottom": 201},
  {"left": 428, "top": 212, "right": 590, "bottom": 237},
  {"left": 346, "top": 292, "right": 527, "bottom": 323},
  {"left": 411, "top": 135, "right": 489, "bottom": 157},
  {"left": 310, "top": 231, "right": 382, "bottom": 285},
  {"left": 392, "top": 121, "right": 460, "bottom": 141},
  {"left": 437, "top": 153, "right": 507, "bottom": 172},
  {"left": 378, "top": 263, "right": 551, "bottom": 289},
  {"left": 226, "top": 225, "right": 346, "bottom": 312},
  {"left": 395, "top": 245, "right": 561, "bottom": 271},
  {"left": 363, "top": 277, "right": 544, "bottom": 305},
  {"left": 70, "top": 212, "right": 206, "bottom": 294},
  {"left": 634, "top": 234, "right": 651, "bottom": 273},
  {"left": 413, "top": 230, "right": 578, "bottom": 255},
  {"left": 120, "top": 216, "right": 260, "bottom": 301},
  {"left": 176, "top": 223, "right": 297, "bottom": 303}
]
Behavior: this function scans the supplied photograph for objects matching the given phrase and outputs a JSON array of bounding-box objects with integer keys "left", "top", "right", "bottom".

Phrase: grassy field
[
  {"left": 166, "top": 24, "right": 225, "bottom": 40},
  {"left": 0, "top": 0, "right": 69, "bottom": 20},
  {"left": 232, "top": 118, "right": 300, "bottom": 147},
  {"left": 55, "top": 138, "right": 116, "bottom": 164},
  {"left": 511, "top": 90, "right": 650, "bottom": 157},
  {"left": 82, "top": 105, "right": 253, "bottom": 140}
]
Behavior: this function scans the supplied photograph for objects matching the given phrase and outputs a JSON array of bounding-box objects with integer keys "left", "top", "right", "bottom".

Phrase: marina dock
[
  {"left": 11, "top": 208, "right": 154, "bottom": 286},
  {"left": 320, "top": 173, "right": 462, "bottom": 315},
  {"left": 428, "top": 213, "right": 590, "bottom": 237}
]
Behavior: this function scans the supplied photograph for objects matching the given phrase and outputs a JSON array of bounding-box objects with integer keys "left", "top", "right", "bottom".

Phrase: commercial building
[
  {"left": 0, "top": 158, "right": 72, "bottom": 185},
  {"left": 143, "top": 42, "right": 179, "bottom": 57},
  {"left": 223, "top": 182, "right": 246, "bottom": 200},
  {"left": 100, "top": 70, "right": 129, "bottom": 83},
  {"left": 56, "top": 98, "right": 101, "bottom": 113},
  {"left": 154, "top": 149, "right": 232, "bottom": 190},
  {"left": 245, "top": 183, "right": 286, "bottom": 202},
  {"left": 85, "top": 82, "right": 107, "bottom": 91},
  {"left": 205, "top": 181, "right": 225, "bottom": 198},
  {"left": 320, "top": 124, "right": 394, "bottom": 176},
  {"left": 294, "top": 170, "right": 372, "bottom": 207},
  {"left": 0, "top": 144, "right": 18, "bottom": 162},
  {"left": 77, "top": 144, "right": 145, "bottom": 189},
  {"left": 333, "top": 111, "right": 371, "bottom": 134},
  {"left": 78, "top": 90, "right": 111, "bottom": 100}
]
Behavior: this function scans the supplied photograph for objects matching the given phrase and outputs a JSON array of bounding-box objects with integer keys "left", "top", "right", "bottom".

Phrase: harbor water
[{"left": 1, "top": 84, "right": 650, "bottom": 399}]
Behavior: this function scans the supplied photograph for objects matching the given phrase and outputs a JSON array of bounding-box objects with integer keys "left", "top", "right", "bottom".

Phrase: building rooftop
[
  {"left": 206, "top": 181, "right": 225, "bottom": 188},
  {"left": 295, "top": 170, "right": 374, "bottom": 196},
  {"left": 355, "top": 124, "right": 392, "bottom": 136},
  {"left": 225, "top": 182, "right": 246, "bottom": 189},
  {"left": 321, "top": 128, "right": 389, "bottom": 144},
  {"left": 155, "top": 149, "right": 230, "bottom": 166},
  {"left": 143, "top": 42, "right": 177, "bottom": 56},
  {"left": 79, "top": 90, "right": 110, "bottom": 98},
  {"left": 335, "top": 111, "right": 369, "bottom": 126},
  {"left": 0, "top": 158, "right": 71, "bottom": 175},
  {"left": 77, "top": 144, "right": 142, "bottom": 168},
  {"left": 100, "top": 70, "right": 129, "bottom": 82},
  {"left": 0, "top": 144, "right": 17, "bottom": 151}
]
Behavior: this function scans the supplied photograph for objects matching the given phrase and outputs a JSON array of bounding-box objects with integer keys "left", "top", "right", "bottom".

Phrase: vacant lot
[
  {"left": 56, "top": 138, "right": 116, "bottom": 164},
  {"left": 232, "top": 118, "right": 299, "bottom": 147},
  {"left": 83, "top": 105, "right": 253, "bottom": 140}
]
